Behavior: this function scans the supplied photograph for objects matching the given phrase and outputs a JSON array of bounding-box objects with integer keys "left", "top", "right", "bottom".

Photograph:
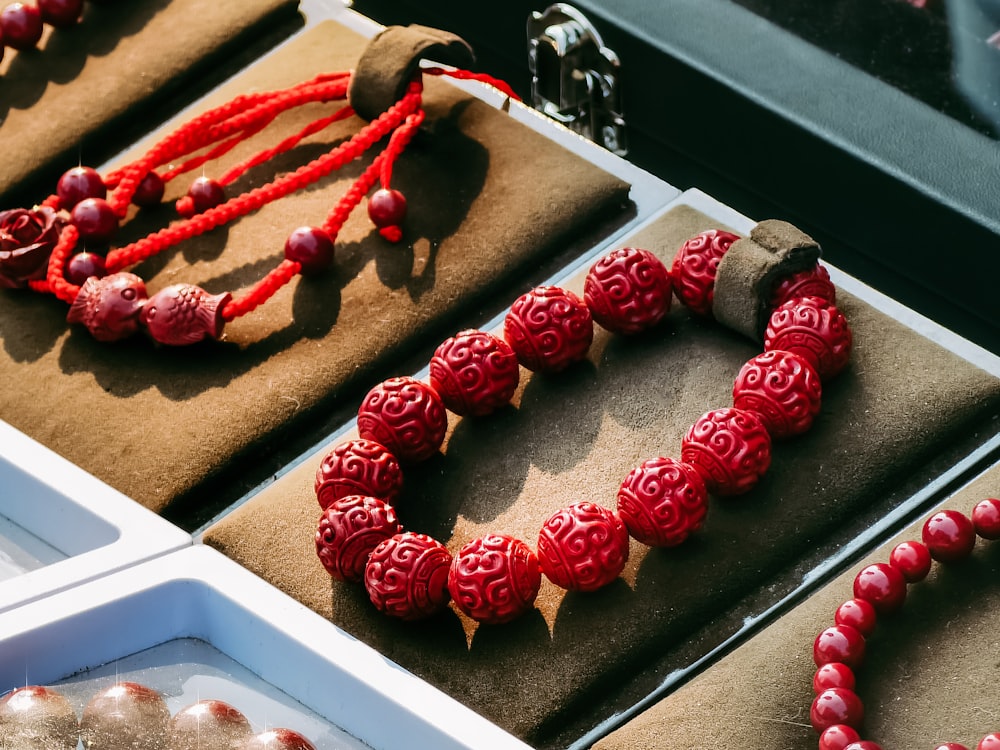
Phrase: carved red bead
[
  {"left": 819, "top": 725, "right": 861, "bottom": 750},
  {"left": 139, "top": 284, "right": 231, "bottom": 345},
  {"left": 66, "top": 271, "right": 148, "bottom": 342},
  {"left": 811, "top": 687, "right": 864, "bottom": 732},
  {"left": 670, "top": 228, "right": 739, "bottom": 316},
  {"left": 770, "top": 262, "right": 836, "bottom": 309},
  {"left": 364, "top": 532, "right": 453, "bottom": 620},
  {"left": 680, "top": 407, "right": 772, "bottom": 496},
  {"left": 583, "top": 246, "right": 672, "bottom": 334},
  {"left": 616, "top": 457, "right": 708, "bottom": 547},
  {"left": 356, "top": 377, "right": 448, "bottom": 464},
  {"left": 972, "top": 498, "right": 1000, "bottom": 540},
  {"left": 732, "top": 349, "right": 822, "bottom": 439},
  {"left": 503, "top": 285, "right": 593, "bottom": 372},
  {"left": 537, "top": 502, "right": 629, "bottom": 591},
  {"left": 922, "top": 509, "right": 976, "bottom": 562},
  {"left": 429, "top": 329, "right": 520, "bottom": 417},
  {"left": 314, "top": 438, "right": 403, "bottom": 509},
  {"left": 834, "top": 598, "right": 877, "bottom": 637},
  {"left": 764, "top": 296, "right": 852, "bottom": 379},
  {"left": 447, "top": 534, "right": 541, "bottom": 624},
  {"left": 814, "top": 624, "right": 866, "bottom": 669},
  {"left": 888, "top": 540, "right": 932, "bottom": 582},
  {"left": 315, "top": 495, "right": 402, "bottom": 583},
  {"left": 853, "top": 562, "right": 907, "bottom": 614}
]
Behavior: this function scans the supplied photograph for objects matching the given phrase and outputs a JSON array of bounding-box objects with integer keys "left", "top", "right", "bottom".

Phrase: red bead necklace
[
  {"left": 313, "top": 227, "right": 854, "bottom": 624},
  {"left": 810, "top": 499, "right": 1000, "bottom": 750},
  {"left": 0, "top": 61, "right": 516, "bottom": 345}
]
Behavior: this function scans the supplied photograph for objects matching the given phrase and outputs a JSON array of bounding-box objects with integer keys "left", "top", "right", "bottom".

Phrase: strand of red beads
[
  {"left": 810, "top": 498, "right": 1000, "bottom": 750},
  {"left": 313, "top": 227, "right": 854, "bottom": 624}
]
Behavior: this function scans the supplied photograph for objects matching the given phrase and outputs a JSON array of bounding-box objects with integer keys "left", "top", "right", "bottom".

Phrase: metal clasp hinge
[{"left": 527, "top": 3, "right": 627, "bottom": 156}]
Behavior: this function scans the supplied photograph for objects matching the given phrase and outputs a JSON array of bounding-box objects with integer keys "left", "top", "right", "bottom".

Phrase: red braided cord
[
  {"left": 35, "top": 225, "right": 82, "bottom": 303},
  {"left": 322, "top": 152, "right": 386, "bottom": 239},
  {"left": 221, "top": 258, "right": 300, "bottom": 321},
  {"left": 424, "top": 66, "right": 521, "bottom": 101},
  {"left": 379, "top": 110, "right": 426, "bottom": 189}
]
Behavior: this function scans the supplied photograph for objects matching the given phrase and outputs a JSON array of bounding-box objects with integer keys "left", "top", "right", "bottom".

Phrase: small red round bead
[
  {"left": 283, "top": 226, "right": 335, "bottom": 275},
  {"left": 819, "top": 724, "right": 861, "bottom": 750},
  {"left": 537, "top": 502, "right": 629, "bottom": 592},
  {"left": 834, "top": 598, "right": 877, "bottom": 637},
  {"left": 888, "top": 540, "right": 932, "bottom": 582},
  {"left": 972, "top": 498, "right": 1000, "bottom": 540},
  {"left": 131, "top": 171, "right": 166, "bottom": 208},
  {"left": 814, "top": 624, "right": 866, "bottom": 669},
  {"left": 356, "top": 377, "right": 448, "bottom": 464},
  {"left": 37, "top": 0, "right": 84, "bottom": 27},
  {"left": 680, "top": 407, "right": 772, "bottom": 496},
  {"left": 243, "top": 728, "right": 316, "bottom": 750},
  {"left": 979, "top": 734, "right": 1000, "bottom": 750},
  {"left": 583, "top": 246, "right": 672, "bottom": 335},
  {"left": 732, "top": 349, "right": 822, "bottom": 439},
  {"left": 813, "top": 662, "right": 856, "bottom": 693},
  {"left": 503, "top": 285, "right": 593, "bottom": 373},
  {"left": 367, "top": 188, "right": 407, "bottom": 229},
  {"left": 933, "top": 744, "right": 970, "bottom": 750},
  {"left": 922, "top": 509, "right": 976, "bottom": 563},
  {"left": 364, "top": 532, "right": 453, "bottom": 620},
  {"left": 448, "top": 534, "right": 541, "bottom": 624},
  {"left": 616, "top": 456, "right": 708, "bottom": 547},
  {"left": 0, "top": 3, "right": 43, "bottom": 50},
  {"left": 670, "top": 228, "right": 739, "bottom": 316},
  {"left": 70, "top": 197, "right": 118, "bottom": 245},
  {"left": 315, "top": 495, "right": 402, "bottom": 583},
  {"left": 187, "top": 176, "right": 226, "bottom": 214},
  {"left": 770, "top": 262, "right": 836, "bottom": 310},
  {"left": 810, "top": 687, "right": 864, "bottom": 732},
  {"left": 65, "top": 252, "right": 107, "bottom": 285},
  {"left": 429, "top": 329, "right": 520, "bottom": 417},
  {"left": 314, "top": 438, "right": 404, "bottom": 510},
  {"left": 57, "top": 166, "right": 106, "bottom": 210},
  {"left": 764, "top": 296, "right": 852, "bottom": 379},
  {"left": 842, "top": 742, "right": 883, "bottom": 750},
  {"left": 853, "top": 562, "right": 907, "bottom": 614}
]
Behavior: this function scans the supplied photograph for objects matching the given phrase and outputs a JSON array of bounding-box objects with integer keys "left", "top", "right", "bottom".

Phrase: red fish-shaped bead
[
  {"left": 66, "top": 271, "right": 147, "bottom": 342},
  {"left": 139, "top": 283, "right": 230, "bottom": 346}
]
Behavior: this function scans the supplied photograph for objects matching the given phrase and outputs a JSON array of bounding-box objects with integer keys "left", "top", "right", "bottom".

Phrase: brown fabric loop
[
  {"left": 348, "top": 24, "right": 475, "bottom": 121},
  {"left": 712, "top": 219, "right": 821, "bottom": 341}
]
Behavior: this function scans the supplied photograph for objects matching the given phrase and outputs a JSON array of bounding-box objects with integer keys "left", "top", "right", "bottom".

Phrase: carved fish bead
[
  {"left": 140, "top": 284, "right": 231, "bottom": 346},
  {"left": 66, "top": 271, "right": 148, "bottom": 342}
]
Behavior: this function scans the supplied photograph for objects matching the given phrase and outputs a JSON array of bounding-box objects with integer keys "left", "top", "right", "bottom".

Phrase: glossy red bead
[
  {"left": 367, "top": 188, "right": 407, "bottom": 228},
  {"left": 770, "top": 262, "right": 836, "bottom": 309},
  {"left": 888, "top": 540, "right": 932, "bottom": 582},
  {"left": 243, "top": 728, "right": 317, "bottom": 750},
  {"left": 972, "top": 498, "right": 1000, "bottom": 540},
  {"left": 537, "top": 502, "right": 629, "bottom": 591},
  {"left": 764, "top": 296, "right": 852, "bottom": 379},
  {"left": 70, "top": 197, "right": 118, "bottom": 245},
  {"left": 357, "top": 377, "right": 448, "bottom": 464},
  {"left": 583, "top": 246, "right": 672, "bottom": 334},
  {"left": 57, "top": 166, "right": 106, "bottom": 209},
  {"left": 732, "top": 349, "right": 822, "bottom": 439},
  {"left": 680, "top": 407, "right": 771, "bottom": 496},
  {"left": 503, "top": 285, "right": 593, "bottom": 373},
  {"left": 843, "top": 743, "right": 883, "bottom": 750},
  {"left": 616, "top": 456, "right": 708, "bottom": 547},
  {"left": 934, "top": 744, "right": 970, "bottom": 750},
  {"left": 853, "top": 562, "right": 907, "bottom": 614},
  {"left": 187, "top": 176, "right": 226, "bottom": 214},
  {"left": 139, "top": 284, "right": 230, "bottom": 346},
  {"left": 65, "top": 251, "right": 106, "bottom": 285},
  {"left": 315, "top": 495, "right": 402, "bottom": 583},
  {"left": 978, "top": 734, "right": 1000, "bottom": 750},
  {"left": 834, "top": 598, "right": 877, "bottom": 637},
  {"left": 0, "top": 3, "right": 43, "bottom": 50},
  {"left": 922, "top": 509, "right": 976, "bottom": 563},
  {"left": 819, "top": 724, "right": 861, "bottom": 750},
  {"left": 429, "top": 329, "right": 520, "bottom": 417},
  {"left": 37, "top": 0, "right": 84, "bottom": 27},
  {"left": 814, "top": 624, "right": 866, "bottom": 669},
  {"left": 448, "top": 534, "right": 541, "bottom": 624},
  {"left": 364, "top": 532, "right": 452, "bottom": 620},
  {"left": 131, "top": 171, "right": 166, "bottom": 208},
  {"left": 314, "top": 438, "right": 403, "bottom": 510},
  {"left": 813, "top": 662, "right": 856, "bottom": 693},
  {"left": 284, "top": 226, "right": 335, "bottom": 275},
  {"left": 670, "top": 228, "right": 739, "bottom": 316},
  {"left": 810, "top": 687, "right": 864, "bottom": 732}
]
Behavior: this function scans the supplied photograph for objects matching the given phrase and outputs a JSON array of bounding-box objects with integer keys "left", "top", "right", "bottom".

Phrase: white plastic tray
[
  {"left": 0, "top": 420, "right": 190, "bottom": 613},
  {"left": 0, "top": 545, "right": 533, "bottom": 750}
]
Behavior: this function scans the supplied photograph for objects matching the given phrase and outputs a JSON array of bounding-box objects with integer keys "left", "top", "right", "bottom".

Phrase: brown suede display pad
[
  {"left": 0, "top": 21, "right": 632, "bottom": 516},
  {"left": 0, "top": 0, "right": 302, "bottom": 205},
  {"left": 594, "top": 464, "right": 1000, "bottom": 750},
  {"left": 202, "top": 203, "right": 1000, "bottom": 746}
]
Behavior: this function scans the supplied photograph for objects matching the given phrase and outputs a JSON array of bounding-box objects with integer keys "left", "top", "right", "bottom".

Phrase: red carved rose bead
[
  {"left": 356, "top": 376, "right": 448, "bottom": 464},
  {"left": 810, "top": 687, "right": 864, "bottom": 732},
  {"left": 888, "top": 540, "right": 932, "bottom": 582},
  {"left": 922, "top": 509, "right": 977, "bottom": 562},
  {"left": 680, "top": 407, "right": 772, "bottom": 496},
  {"left": 314, "top": 438, "right": 403, "bottom": 510},
  {"left": 57, "top": 166, "right": 106, "bottom": 210},
  {"left": 764, "top": 296, "right": 852, "bottom": 379},
  {"left": 732, "top": 349, "right": 822, "bottom": 439},
  {"left": 813, "top": 662, "right": 856, "bottom": 693},
  {"left": 834, "top": 598, "right": 877, "bottom": 637},
  {"left": 429, "top": 329, "right": 520, "bottom": 417},
  {"left": 670, "top": 229, "right": 739, "bottom": 316},
  {"left": 584, "top": 246, "right": 672, "bottom": 334},
  {"left": 448, "top": 534, "right": 541, "bottom": 624},
  {"left": 814, "top": 624, "right": 865, "bottom": 669},
  {"left": 66, "top": 272, "right": 148, "bottom": 342},
  {"left": 819, "top": 725, "right": 861, "bottom": 750},
  {"left": 972, "top": 498, "right": 1000, "bottom": 540},
  {"left": 616, "top": 457, "right": 708, "bottom": 547},
  {"left": 770, "top": 262, "right": 836, "bottom": 309},
  {"left": 853, "top": 562, "right": 907, "bottom": 614},
  {"left": 503, "top": 285, "right": 593, "bottom": 373},
  {"left": 0, "top": 206, "right": 68, "bottom": 289},
  {"left": 365, "top": 532, "right": 453, "bottom": 620},
  {"left": 537, "top": 502, "right": 629, "bottom": 591},
  {"left": 315, "top": 495, "right": 402, "bottom": 583},
  {"left": 139, "top": 284, "right": 231, "bottom": 346}
]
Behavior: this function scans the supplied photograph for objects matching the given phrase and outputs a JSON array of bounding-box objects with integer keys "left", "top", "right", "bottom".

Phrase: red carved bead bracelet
[{"left": 314, "top": 227, "right": 852, "bottom": 624}]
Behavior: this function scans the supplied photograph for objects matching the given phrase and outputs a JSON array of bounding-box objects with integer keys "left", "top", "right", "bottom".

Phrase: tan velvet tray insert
[
  {"left": 203, "top": 201, "right": 1000, "bottom": 746},
  {"left": 595, "top": 462, "right": 1000, "bottom": 750},
  {"left": 0, "top": 21, "right": 632, "bottom": 518},
  {"left": 0, "top": 0, "right": 302, "bottom": 205}
]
